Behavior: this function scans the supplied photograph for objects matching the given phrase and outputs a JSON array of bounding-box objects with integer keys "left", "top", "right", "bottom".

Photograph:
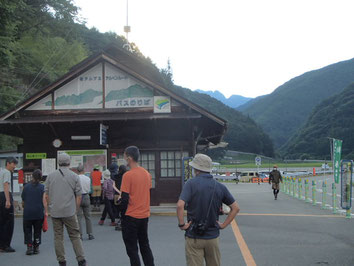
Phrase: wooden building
[{"left": 0, "top": 45, "right": 227, "bottom": 205}]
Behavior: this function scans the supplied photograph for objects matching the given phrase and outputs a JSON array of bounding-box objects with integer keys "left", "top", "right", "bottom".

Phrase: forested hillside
[
  {"left": 168, "top": 86, "right": 274, "bottom": 157},
  {"left": 0, "top": 0, "right": 274, "bottom": 157},
  {"left": 240, "top": 58, "right": 354, "bottom": 148},
  {"left": 283, "top": 84, "right": 354, "bottom": 159}
]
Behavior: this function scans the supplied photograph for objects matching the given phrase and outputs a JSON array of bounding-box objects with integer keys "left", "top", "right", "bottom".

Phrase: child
[{"left": 21, "top": 169, "right": 48, "bottom": 255}]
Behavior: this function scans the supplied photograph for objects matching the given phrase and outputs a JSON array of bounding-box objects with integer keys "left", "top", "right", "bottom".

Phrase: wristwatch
[{"left": 178, "top": 223, "right": 185, "bottom": 228}]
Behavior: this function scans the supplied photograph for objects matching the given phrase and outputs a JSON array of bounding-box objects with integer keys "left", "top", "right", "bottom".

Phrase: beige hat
[
  {"left": 103, "top": 169, "right": 111, "bottom": 179},
  {"left": 189, "top": 153, "right": 213, "bottom": 173},
  {"left": 58, "top": 153, "right": 70, "bottom": 165}
]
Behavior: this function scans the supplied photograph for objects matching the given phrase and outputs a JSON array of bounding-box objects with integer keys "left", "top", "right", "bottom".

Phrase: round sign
[{"left": 255, "top": 156, "right": 262, "bottom": 166}]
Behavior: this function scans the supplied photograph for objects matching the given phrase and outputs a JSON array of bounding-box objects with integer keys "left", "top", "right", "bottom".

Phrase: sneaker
[
  {"left": 3, "top": 246, "right": 15, "bottom": 252},
  {"left": 88, "top": 234, "right": 95, "bottom": 240},
  {"left": 78, "top": 259, "right": 87, "bottom": 266},
  {"left": 115, "top": 224, "right": 122, "bottom": 231},
  {"left": 110, "top": 222, "right": 117, "bottom": 226},
  {"left": 33, "top": 245, "right": 40, "bottom": 254},
  {"left": 26, "top": 245, "right": 33, "bottom": 255},
  {"left": 98, "top": 220, "right": 104, "bottom": 225},
  {"left": 59, "top": 261, "right": 67, "bottom": 266}
]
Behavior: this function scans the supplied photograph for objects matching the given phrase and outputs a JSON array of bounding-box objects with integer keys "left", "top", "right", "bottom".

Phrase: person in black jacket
[
  {"left": 112, "top": 164, "right": 127, "bottom": 231},
  {"left": 269, "top": 165, "right": 283, "bottom": 200}
]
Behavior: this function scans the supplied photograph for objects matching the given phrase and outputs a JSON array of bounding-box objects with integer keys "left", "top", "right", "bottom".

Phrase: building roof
[{"left": 0, "top": 44, "right": 227, "bottom": 144}]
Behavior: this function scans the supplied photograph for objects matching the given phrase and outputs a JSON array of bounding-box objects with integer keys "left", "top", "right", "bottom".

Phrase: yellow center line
[
  {"left": 231, "top": 219, "right": 257, "bottom": 266},
  {"left": 238, "top": 213, "right": 342, "bottom": 218}
]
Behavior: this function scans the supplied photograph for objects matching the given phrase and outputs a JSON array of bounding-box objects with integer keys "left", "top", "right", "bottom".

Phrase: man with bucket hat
[{"left": 177, "top": 153, "right": 240, "bottom": 266}]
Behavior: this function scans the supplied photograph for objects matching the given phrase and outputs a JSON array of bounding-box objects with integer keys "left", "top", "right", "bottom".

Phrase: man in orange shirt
[
  {"left": 120, "top": 146, "right": 154, "bottom": 266},
  {"left": 90, "top": 165, "right": 102, "bottom": 211}
]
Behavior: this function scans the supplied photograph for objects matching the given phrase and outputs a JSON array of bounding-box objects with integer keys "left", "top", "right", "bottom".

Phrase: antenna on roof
[{"left": 123, "top": 0, "right": 132, "bottom": 52}]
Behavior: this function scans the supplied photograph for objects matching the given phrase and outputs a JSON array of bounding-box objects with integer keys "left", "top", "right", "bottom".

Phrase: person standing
[
  {"left": 269, "top": 165, "right": 283, "bottom": 200},
  {"left": 44, "top": 153, "right": 86, "bottom": 266},
  {"left": 112, "top": 164, "right": 127, "bottom": 231},
  {"left": 21, "top": 169, "right": 48, "bottom": 255},
  {"left": 77, "top": 165, "right": 94, "bottom": 240},
  {"left": 177, "top": 153, "right": 240, "bottom": 266},
  {"left": 91, "top": 165, "right": 102, "bottom": 211},
  {"left": 0, "top": 157, "right": 18, "bottom": 252},
  {"left": 120, "top": 146, "right": 155, "bottom": 266},
  {"left": 98, "top": 170, "right": 116, "bottom": 226}
]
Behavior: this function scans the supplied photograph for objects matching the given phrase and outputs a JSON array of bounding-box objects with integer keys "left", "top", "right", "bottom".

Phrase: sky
[{"left": 74, "top": 0, "right": 354, "bottom": 98}]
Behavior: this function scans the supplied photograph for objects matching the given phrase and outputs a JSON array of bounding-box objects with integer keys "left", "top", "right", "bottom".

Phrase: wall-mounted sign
[
  {"left": 71, "top": 136, "right": 91, "bottom": 140},
  {"left": 26, "top": 153, "right": 47, "bottom": 159},
  {"left": 100, "top": 124, "right": 108, "bottom": 145},
  {"left": 154, "top": 96, "right": 171, "bottom": 113},
  {"left": 105, "top": 63, "right": 154, "bottom": 109},
  {"left": 58, "top": 150, "right": 107, "bottom": 173}
]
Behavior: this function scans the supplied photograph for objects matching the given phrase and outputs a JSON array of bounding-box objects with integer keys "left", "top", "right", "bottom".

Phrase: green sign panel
[
  {"left": 333, "top": 139, "right": 342, "bottom": 184},
  {"left": 26, "top": 153, "right": 47, "bottom": 159}
]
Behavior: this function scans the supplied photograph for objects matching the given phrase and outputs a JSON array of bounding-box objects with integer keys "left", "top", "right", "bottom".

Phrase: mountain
[
  {"left": 282, "top": 83, "right": 354, "bottom": 159},
  {"left": 196, "top": 90, "right": 252, "bottom": 108},
  {"left": 240, "top": 58, "right": 354, "bottom": 148},
  {"left": 170, "top": 86, "right": 274, "bottom": 157},
  {"left": 237, "top": 94, "right": 268, "bottom": 111}
]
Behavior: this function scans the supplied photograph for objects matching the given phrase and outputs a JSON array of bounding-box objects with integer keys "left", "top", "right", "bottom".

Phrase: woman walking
[
  {"left": 98, "top": 170, "right": 116, "bottom": 226},
  {"left": 21, "top": 169, "right": 48, "bottom": 255}
]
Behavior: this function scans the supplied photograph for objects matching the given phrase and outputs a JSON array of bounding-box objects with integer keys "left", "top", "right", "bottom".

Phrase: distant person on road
[
  {"left": 77, "top": 164, "right": 94, "bottom": 241},
  {"left": 0, "top": 157, "right": 18, "bottom": 253},
  {"left": 177, "top": 153, "right": 240, "bottom": 266},
  {"left": 98, "top": 170, "right": 116, "bottom": 226},
  {"left": 120, "top": 146, "right": 155, "bottom": 266},
  {"left": 269, "top": 165, "right": 282, "bottom": 200},
  {"left": 91, "top": 165, "right": 102, "bottom": 211},
  {"left": 21, "top": 169, "right": 48, "bottom": 255},
  {"left": 44, "top": 153, "right": 87, "bottom": 266}
]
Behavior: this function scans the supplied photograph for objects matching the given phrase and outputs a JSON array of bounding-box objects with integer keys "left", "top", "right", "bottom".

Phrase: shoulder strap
[
  {"left": 205, "top": 180, "right": 217, "bottom": 220},
  {"left": 59, "top": 169, "right": 76, "bottom": 194}
]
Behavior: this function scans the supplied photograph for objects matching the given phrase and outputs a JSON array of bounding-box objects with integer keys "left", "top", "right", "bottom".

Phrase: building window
[
  {"left": 160, "top": 151, "right": 189, "bottom": 178},
  {"left": 140, "top": 152, "right": 156, "bottom": 188}
]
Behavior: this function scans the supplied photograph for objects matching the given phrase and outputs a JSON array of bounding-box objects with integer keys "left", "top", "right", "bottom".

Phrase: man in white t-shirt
[
  {"left": 77, "top": 165, "right": 94, "bottom": 240},
  {"left": 0, "top": 157, "right": 18, "bottom": 252}
]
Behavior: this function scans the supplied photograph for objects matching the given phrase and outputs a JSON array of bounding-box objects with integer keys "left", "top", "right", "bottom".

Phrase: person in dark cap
[
  {"left": 269, "top": 165, "right": 282, "bottom": 200},
  {"left": 44, "top": 153, "right": 87, "bottom": 266}
]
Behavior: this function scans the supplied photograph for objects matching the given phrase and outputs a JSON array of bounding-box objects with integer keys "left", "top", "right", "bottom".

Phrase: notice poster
[
  {"left": 58, "top": 150, "right": 107, "bottom": 173},
  {"left": 42, "top": 158, "right": 56, "bottom": 176}
]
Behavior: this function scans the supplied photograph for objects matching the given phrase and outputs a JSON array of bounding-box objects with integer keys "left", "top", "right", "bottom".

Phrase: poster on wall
[
  {"left": 42, "top": 158, "right": 56, "bottom": 176},
  {"left": 105, "top": 63, "right": 154, "bottom": 108},
  {"left": 57, "top": 150, "right": 107, "bottom": 173},
  {"left": 154, "top": 96, "right": 171, "bottom": 113}
]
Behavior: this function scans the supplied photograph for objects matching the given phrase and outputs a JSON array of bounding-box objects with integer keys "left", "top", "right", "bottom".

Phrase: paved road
[{"left": 2, "top": 183, "right": 354, "bottom": 266}]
